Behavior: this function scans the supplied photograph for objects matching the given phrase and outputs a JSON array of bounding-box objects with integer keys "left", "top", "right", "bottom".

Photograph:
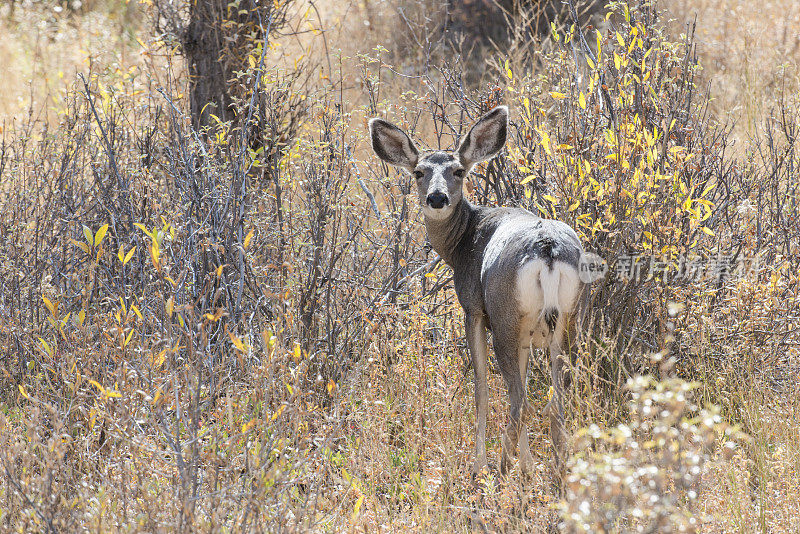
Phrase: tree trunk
[{"left": 184, "top": 0, "right": 233, "bottom": 131}]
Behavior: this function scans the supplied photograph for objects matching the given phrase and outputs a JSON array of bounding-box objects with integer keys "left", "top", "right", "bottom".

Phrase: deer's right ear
[{"left": 369, "top": 118, "right": 419, "bottom": 171}]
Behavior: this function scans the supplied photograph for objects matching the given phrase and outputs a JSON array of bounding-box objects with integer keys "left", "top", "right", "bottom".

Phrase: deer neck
[{"left": 424, "top": 198, "right": 477, "bottom": 267}]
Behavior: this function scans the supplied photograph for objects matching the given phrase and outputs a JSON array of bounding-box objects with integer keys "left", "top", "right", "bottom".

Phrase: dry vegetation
[{"left": 0, "top": 0, "right": 799, "bottom": 532}]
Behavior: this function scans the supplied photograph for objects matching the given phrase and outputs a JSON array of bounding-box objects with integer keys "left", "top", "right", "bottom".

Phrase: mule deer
[{"left": 369, "top": 106, "right": 585, "bottom": 479}]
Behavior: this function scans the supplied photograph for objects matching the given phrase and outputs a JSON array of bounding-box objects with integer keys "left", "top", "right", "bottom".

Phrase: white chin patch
[{"left": 422, "top": 204, "right": 453, "bottom": 220}]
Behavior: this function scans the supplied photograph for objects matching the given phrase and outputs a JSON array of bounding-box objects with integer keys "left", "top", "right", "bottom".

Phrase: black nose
[{"left": 426, "top": 192, "right": 449, "bottom": 209}]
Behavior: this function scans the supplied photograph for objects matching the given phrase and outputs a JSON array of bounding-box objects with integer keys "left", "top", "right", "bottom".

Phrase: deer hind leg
[
  {"left": 548, "top": 338, "right": 568, "bottom": 490},
  {"left": 517, "top": 345, "right": 535, "bottom": 478},
  {"left": 497, "top": 335, "right": 527, "bottom": 476}
]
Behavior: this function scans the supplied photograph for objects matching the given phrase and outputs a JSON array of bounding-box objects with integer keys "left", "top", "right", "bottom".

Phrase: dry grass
[
  {"left": 667, "top": 0, "right": 800, "bottom": 140},
  {"left": 0, "top": 2, "right": 145, "bottom": 126}
]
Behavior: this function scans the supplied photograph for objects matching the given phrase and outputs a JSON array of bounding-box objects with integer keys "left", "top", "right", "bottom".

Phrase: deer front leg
[{"left": 466, "top": 312, "right": 489, "bottom": 477}]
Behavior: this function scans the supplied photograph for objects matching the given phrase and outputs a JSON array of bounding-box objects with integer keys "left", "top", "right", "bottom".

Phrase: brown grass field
[{"left": 1, "top": 0, "right": 799, "bottom": 532}]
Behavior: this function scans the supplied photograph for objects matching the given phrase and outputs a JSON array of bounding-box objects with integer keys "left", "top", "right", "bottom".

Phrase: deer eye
[
  {"left": 453, "top": 169, "right": 465, "bottom": 178},
  {"left": 414, "top": 170, "right": 424, "bottom": 179}
]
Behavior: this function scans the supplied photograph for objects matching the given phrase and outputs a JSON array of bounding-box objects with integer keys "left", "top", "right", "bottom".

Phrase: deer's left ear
[{"left": 458, "top": 106, "right": 508, "bottom": 169}]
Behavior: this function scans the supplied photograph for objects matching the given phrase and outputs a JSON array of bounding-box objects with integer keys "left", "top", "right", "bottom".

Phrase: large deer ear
[
  {"left": 457, "top": 106, "right": 508, "bottom": 169},
  {"left": 369, "top": 118, "right": 419, "bottom": 171}
]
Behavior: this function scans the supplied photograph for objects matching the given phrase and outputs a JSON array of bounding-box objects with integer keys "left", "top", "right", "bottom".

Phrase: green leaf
[{"left": 82, "top": 225, "right": 94, "bottom": 246}]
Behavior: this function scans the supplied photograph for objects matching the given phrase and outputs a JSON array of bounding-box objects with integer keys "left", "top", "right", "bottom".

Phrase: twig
[
  {"left": 566, "top": 0, "right": 615, "bottom": 124},
  {"left": 345, "top": 145, "right": 381, "bottom": 218},
  {"left": 78, "top": 73, "right": 123, "bottom": 188}
]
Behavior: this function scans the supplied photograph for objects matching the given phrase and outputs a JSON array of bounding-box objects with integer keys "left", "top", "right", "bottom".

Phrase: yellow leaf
[
  {"left": 166, "top": 297, "right": 174, "bottom": 318},
  {"left": 131, "top": 305, "right": 142, "bottom": 320},
  {"left": 520, "top": 175, "right": 536, "bottom": 185},
  {"left": 78, "top": 309, "right": 86, "bottom": 326},
  {"left": 18, "top": 384, "right": 29, "bottom": 399},
  {"left": 352, "top": 494, "right": 364, "bottom": 522},
  {"left": 701, "top": 227, "right": 715, "bottom": 236},
  {"left": 123, "top": 246, "right": 136, "bottom": 265},
  {"left": 587, "top": 56, "right": 595, "bottom": 69},
  {"left": 543, "top": 194, "right": 557, "bottom": 203},
  {"left": 538, "top": 128, "right": 552, "bottom": 156},
  {"left": 243, "top": 229, "right": 254, "bottom": 249},
  {"left": 134, "top": 223, "right": 150, "bottom": 237},
  {"left": 579, "top": 92, "right": 586, "bottom": 109},
  {"left": 72, "top": 239, "right": 90, "bottom": 254},
  {"left": 149, "top": 241, "right": 160, "bottom": 271},
  {"left": 229, "top": 331, "right": 247, "bottom": 352},
  {"left": 150, "top": 350, "right": 166, "bottom": 369},
  {"left": 596, "top": 29, "right": 603, "bottom": 57},
  {"left": 94, "top": 224, "right": 109, "bottom": 247},
  {"left": 327, "top": 379, "right": 336, "bottom": 395},
  {"left": 124, "top": 328, "right": 135, "bottom": 348},
  {"left": 549, "top": 92, "right": 567, "bottom": 100},
  {"left": 89, "top": 379, "right": 106, "bottom": 395},
  {"left": 42, "top": 296, "right": 57, "bottom": 318},
  {"left": 271, "top": 404, "right": 286, "bottom": 421},
  {"left": 293, "top": 342, "right": 302, "bottom": 361}
]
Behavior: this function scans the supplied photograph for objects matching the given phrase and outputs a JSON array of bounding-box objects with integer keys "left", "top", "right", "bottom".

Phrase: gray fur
[{"left": 370, "top": 106, "right": 584, "bottom": 483}]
